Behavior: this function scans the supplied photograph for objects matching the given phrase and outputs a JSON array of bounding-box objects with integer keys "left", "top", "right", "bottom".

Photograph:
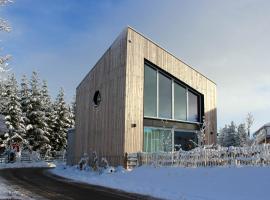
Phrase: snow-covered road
[
  {"left": 0, "top": 176, "right": 34, "bottom": 200},
  {"left": 0, "top": 168, "right": 152, "bottom": 200}
]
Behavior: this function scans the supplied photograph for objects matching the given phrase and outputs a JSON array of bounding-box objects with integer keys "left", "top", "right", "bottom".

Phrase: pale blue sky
[{"left": 1, "top": 0, "right": 270, "bottom": 133}]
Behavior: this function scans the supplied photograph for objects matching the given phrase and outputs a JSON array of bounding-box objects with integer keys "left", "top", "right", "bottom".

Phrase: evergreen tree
[
  {"left": 238, "top": 123, "right": 248, "bottom": 146},
  {"left": 3, "top": 74, "right": 25, "bottom": 142},
  {"left": 70, "top": 96, "right": 76, "bottom": 128},
  {"left": 50, "top": 88, "right": 71, "bottom": 151},
  {"left": 224, "top": 121, "right": 239, "bottom": 147},
  {"left": 20, "top": 75, "right": 31, "bottom": 129},
  {"left": 218, "top": 125, "right": 229, "bottom": 147},
  {"left": 26, "top": 72, "right": 50, "bottom": 152},
  {"left": 41, "top": 80, "right": 53, "bottom": 130},
  {"left": 0, "top": 78, "right": 8, "bottom": 114}
]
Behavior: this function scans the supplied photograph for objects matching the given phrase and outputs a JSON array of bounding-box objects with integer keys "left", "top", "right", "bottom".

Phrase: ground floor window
[
  {"left": 174, "top": 131, "right": 197, "bottom": 151},
  {"left": 143, "top": 126, "right": 198, "bottom": 152},
  {"left": 143, "top": 127, "right": 172, "bottom": 152}
]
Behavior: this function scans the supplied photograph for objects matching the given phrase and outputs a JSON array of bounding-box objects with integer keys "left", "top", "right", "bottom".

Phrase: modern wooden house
[{"left": 70, "top": 27, "right": 217, "bottom": 165}]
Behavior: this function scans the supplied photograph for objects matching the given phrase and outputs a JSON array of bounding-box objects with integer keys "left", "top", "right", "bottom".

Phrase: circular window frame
[{"left": 93, "top": 90, "right": 101, "bottom": 107}]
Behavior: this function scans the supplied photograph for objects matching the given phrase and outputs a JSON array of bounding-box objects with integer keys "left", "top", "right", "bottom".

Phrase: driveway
[{"left": 0, "top": 168, "right": 156, "bottom": 200}]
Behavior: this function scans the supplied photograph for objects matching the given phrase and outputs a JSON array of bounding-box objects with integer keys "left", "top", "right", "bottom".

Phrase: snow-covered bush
[
  {"left": 78, "top": 153, "right": 89, "bottom": 170},
  {"left": 90, "top": 151, "right": 99, "bottom": 171},
  {"left": 100, "top": 157, "right": 115, "bottom": 174}
]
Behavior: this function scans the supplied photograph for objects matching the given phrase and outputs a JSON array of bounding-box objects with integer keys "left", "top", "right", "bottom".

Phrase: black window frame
[{"left": 143, "top": 59, "right": 204, "bottom": 124}]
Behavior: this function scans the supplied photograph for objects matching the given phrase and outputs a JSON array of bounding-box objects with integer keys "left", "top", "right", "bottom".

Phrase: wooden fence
[{"left": 126, "top": 144, "right": 270, "bottom": 168}]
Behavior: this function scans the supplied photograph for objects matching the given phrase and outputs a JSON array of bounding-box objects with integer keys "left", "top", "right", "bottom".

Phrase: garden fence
[{"left": 127, "top": 144, "right": 270, "bottom": 168}]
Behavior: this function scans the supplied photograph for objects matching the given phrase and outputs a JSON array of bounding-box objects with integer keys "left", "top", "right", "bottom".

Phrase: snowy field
[{"left": 51, "top": 165, "right": 270, "bottom": 200}]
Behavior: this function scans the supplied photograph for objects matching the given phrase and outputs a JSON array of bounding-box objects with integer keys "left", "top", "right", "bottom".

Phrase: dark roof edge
[{"left": 126, "top": 26, "right": 217, "bottom": 85}]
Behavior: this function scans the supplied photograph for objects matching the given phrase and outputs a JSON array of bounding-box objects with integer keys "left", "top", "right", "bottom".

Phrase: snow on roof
[
  {"left": 0, "top": 115, "right": 7, "bottom": 135},
  {"left": 263, "top": 122, "right": 270, "bottom": 127},
  {"left": 254, "top": 122, "right": 270, "bottom": 136}
]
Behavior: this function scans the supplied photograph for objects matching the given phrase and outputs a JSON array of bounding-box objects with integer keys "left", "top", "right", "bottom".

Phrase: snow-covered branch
[
  {"left": 0, "top": 18, "right": 11, "bottom": 32},
  {"left": 0, "top": 0, "right": 13, "bottom": 6}
]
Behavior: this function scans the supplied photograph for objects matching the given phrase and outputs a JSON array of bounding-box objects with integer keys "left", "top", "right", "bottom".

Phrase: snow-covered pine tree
[
  {"left": 3, "top": 74, "right": 25, "bottom": 144},
  {"left": 40, "top": 80, "right": 53, "bottom": 142},
  {"left": 238, "top": 123, "right": 248, "bottom": 147},
  {"left": 224, "top": 121, "right": 239, "bottom": 147},
  {"left": 26, "top": 71, "right": 50, "bottom": 152},
  {"left": 50, "top": 88, "right": 71, "bottom": 151},
  {"left": 69, "top": 96, "right": 76, "bottom": 129},
  {"left": 218, "top": 126, "right": 227, "bottom": 147},
  {"left": 19, "top": 75, "right": 31, "bottom": 130},
  {"left": 0, "top": 78, "right": 8, "bottom": 114}
]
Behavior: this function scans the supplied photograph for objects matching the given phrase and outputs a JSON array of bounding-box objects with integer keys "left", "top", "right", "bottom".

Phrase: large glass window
[
  {"left": 174, "top": 82, "right": 187, "bottom": 120},
  {"left": 143, "top": 127, "right": 172, "bottom": 152},
  {"left": 144, "top": 64, "right": 157, "bottom": 117},
  {"left": 188, "top": 91, "right": 199, "bottom": 122},
  {"left": 158, "top": 73, "right": 172, "bottom": 118},
  {"left": 174, "top": 131, "right": 198, "bottom": 151},
  {"left": 143, "top": 62, "right": 202, "bottom": 123}
]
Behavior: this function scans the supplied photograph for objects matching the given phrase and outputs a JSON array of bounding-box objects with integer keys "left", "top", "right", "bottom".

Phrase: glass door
[{"left": 174, "top": 130, "right": 198, "bottom": 151}]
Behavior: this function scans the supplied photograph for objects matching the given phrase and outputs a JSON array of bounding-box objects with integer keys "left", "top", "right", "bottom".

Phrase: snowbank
[
  {"left": 0, "top": 161, "right": 55, "bottom": 169},
  {"left": 51, "top": 165, "right": 270, "bottom": 200}
]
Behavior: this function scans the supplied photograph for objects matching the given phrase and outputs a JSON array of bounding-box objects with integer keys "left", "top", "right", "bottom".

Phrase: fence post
[{"left": 123, "top": 152, "right": 128, "bottom": 169}]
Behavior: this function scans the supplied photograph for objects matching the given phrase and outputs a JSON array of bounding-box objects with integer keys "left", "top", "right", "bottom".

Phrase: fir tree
[
  {"left": 20, "top": 75, "right": 31, "bottom": 129},
  {"left": 69, "top": 96, "right": 76, "bottom": 128},
  {"left": 26, "top": 72, "right": 50, "bottom": 152},
  {"left": 218, "top": 125, "right": 229, "bottom": 147},
  {"left": 0, "top": 78, "right": 8, "bottom": 114},
  {"left": 3, "top": 74, "right": 25, "bottom": 142},
  {"left": 50, "top": 88, "right": 71, "bottom": 151},
  {"left": 224, "top": 121, "right": 239, "bottom": 147}
]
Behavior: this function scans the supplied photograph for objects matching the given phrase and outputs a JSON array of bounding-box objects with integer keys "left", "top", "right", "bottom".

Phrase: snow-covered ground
[
  {"left": 51, "top": 165, "right": 270, "bottom": 200},
  {"left": 0, "top": 161, "right": 55, "bottom": 169},
  {"left": 0, "top": 176, "right": 34, "bottom": 200}
]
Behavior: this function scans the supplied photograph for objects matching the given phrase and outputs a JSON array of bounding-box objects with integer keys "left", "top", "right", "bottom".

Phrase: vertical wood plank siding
[
  {"left": 124, "top": 28, "right": 217, "bottom": 153},
  {"left": 73, "top": 27, "right": 217, "bottom": 165},
  {"left": 74, "top": 30, "right": 127, "bottom": 165}
]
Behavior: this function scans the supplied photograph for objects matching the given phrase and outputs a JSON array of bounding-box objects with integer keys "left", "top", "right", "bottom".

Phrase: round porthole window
[{"left": 93, "top": 91, "right": 101, "bottom": 106}]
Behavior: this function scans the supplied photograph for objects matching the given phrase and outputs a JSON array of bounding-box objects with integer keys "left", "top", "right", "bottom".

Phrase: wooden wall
[
  {"left": 124, "top": 27, "right": 217, "bottom": 153},
  {"left": 74, "top": 27, "right": 217, "bottom": 165},
  {"left": 73, "top": 30, "right": 128, "bottom": 165}
]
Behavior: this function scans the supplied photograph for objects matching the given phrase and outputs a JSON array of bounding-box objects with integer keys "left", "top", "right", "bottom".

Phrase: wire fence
[{"left": 128, "top": 144, "right": 270, "bottom": 168}]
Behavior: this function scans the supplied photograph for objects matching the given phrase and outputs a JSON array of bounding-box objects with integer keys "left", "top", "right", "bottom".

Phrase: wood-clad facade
[{"left": 70, "top": 27, "right": 217, "bottom": 166}]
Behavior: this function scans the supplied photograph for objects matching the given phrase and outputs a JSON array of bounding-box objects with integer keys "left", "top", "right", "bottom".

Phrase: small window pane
[
  {"left": 144, "top": 64, "right": 157, "bottom": 117},
  {"left": 188, "top": 91, "right": 199, "bottom": 122},
  {"left": 158, "top": 73, "right": 172, "bottom": 118},
  {"left": 174, "top": 83, "right": 187, "bottom": 120}
]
